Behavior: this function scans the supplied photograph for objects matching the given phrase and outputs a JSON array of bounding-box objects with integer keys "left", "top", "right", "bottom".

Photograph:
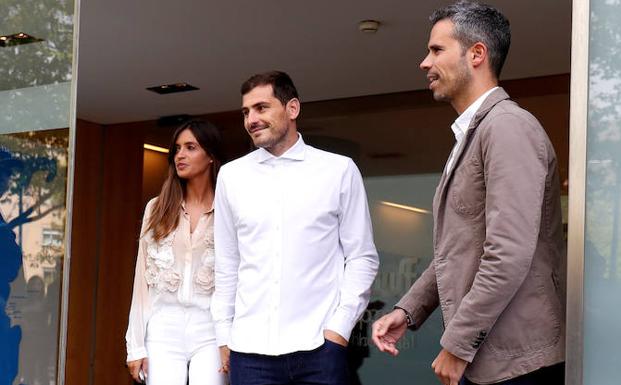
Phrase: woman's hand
[
  {"left": 127, "top": 357, "right": 148, "bottom": 383},
  {"left": 219, "top": 346, "right": 231, "bottom": 374}
]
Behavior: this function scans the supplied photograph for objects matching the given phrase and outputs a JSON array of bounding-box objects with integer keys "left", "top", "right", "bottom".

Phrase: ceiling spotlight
[
  {"left": 359, "top": 19, "right": 381, "bottom": 33},
  {"left": 146, "top": 82, "right": 199, "bottom": 95},
  {"left": 0, "top": 32, "right": 44, "bottom": 48}
]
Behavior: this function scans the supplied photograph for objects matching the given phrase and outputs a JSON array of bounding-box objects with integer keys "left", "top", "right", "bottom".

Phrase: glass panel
[
  {"left": 357, "top": 174, "right": 443, "bottom": 384},
  {"left": 0, "top": 0, "right": 75, "bottom": 384},
  {"left": 0, "top": 1, "right": 74, "bottom": 92},
  {"left": 584, "top": 0, "right": 621, "bottom": 384}
]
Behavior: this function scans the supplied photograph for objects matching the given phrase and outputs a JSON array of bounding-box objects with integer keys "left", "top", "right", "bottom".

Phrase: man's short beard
[
  {"left": 252, "top": 128, "right": 287, "bottom": 150},
  {"left": 434, "top": 55, "right": 472, "bottom": 104}
]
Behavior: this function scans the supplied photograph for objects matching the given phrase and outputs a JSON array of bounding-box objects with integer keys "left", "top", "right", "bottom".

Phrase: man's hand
[
  {"left": 324, "top": 329, "right": 348, "bottom": 347},
  {"left": 431, "top": 348, "right": 468, "bottom": 385},
  {"left": 371, "top": 309, "right": 408, "bottom": 356},
  {"left": 219, "top": 345, "right": 231, "bottom": 374},
  {"left": 127, "top": 357, "right": 148, "bottom": 383}
]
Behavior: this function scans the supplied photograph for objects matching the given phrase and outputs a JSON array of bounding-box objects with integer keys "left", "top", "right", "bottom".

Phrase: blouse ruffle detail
[{"left": 145, "top": 230, "right": 182, "bottom": 293}]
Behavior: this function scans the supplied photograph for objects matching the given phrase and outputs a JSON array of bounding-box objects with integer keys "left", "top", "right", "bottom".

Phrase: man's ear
[
  {"left": 286, "top": 98, "right": 301, "bottom": 120},
  {"left": 470, "top": 42, "right": 488, "bottom": 68}
]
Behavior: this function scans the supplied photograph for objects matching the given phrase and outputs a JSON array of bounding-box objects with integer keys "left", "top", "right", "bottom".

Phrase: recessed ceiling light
[
  {"left": 359, "top": 20, "right": 381, "bottom": 33},
  {"left": 157, "top": 114, "right": 192, "bottom": 126},
  {"left": 146, "top": 82, "right": 199, "bottom": 95},
  {"left": 0, "top": 32, "right": 44, "bottom": 47}
]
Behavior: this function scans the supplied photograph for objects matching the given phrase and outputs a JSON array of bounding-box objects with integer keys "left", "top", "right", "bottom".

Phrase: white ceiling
[{"left": 76, "top": 0, "right": 572, "bottom": 124}]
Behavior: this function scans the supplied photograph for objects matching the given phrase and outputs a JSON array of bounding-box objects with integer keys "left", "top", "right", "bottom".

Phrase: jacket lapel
[{"left": 433, "top": 88, "right": 511, "bottom": 218}]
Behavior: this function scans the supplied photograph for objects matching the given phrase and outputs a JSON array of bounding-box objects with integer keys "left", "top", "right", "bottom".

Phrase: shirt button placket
[
  {"left": 270, "top": 160, "right": 285, "bottom": 352},
  {"left": 180, "top": 216, "right": 192, "bottom": 305},
  {"left": 182, "top": 249, "right": 192, "bottom": 305}
]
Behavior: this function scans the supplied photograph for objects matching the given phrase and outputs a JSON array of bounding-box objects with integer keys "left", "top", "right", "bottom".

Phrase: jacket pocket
[
  {"left": 449, "top": 158, "right": 485, "bottom": 217},
  {"left": 485, "top": 271, "right": 562, "bottom": 358}
]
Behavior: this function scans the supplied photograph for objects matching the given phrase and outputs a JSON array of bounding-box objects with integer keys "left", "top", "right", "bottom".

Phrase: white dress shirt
[
  {"left": 445, "top": 86, "right": 499, "bottom": 174},
  {"left": 126, "top": 198, "right": 216, "bottom": 361},
  {"left": 212, "top": 134, "right": 379, "bottom": 356}
]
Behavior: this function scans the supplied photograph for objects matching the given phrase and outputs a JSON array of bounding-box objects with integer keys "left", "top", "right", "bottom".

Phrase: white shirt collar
[
  {"left": 451, "top": 86, "right": 499, "bottom": 142},
  {"left": 255, "top": 133, "right": 306, "bottom": 163}
]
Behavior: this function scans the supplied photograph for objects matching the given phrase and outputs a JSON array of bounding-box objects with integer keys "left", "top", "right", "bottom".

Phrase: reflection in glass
[
  {"left": 1, "top": 0, "right": 75, "bottom": 383},
  {"left": 0, "top": 83, "right": 72, "bottom": 135},
  {"left": 354, "top": 175, "right": 443, "bottom": 385},
  {"left": 584, "top": 0, "right": 621, "bottom": 384},
  {"left": 0, "top": 0, "right": 74, "bottom": 91},
  {"left": 1, "top": 130, "right": 68, "bottom": 385}
]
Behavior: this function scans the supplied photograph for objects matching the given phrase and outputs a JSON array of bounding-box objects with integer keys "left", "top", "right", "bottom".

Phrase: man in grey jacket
[{"left": 371, "top": 2, "right": 565, "bottom": 385}]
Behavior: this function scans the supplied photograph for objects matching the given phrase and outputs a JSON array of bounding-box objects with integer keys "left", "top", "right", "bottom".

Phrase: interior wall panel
[
  {"left": 65, "top": 119, "right": 104, "bottom": 385},
  {"left": 92, "top": 122, "right": 145, "bottom": 385}
]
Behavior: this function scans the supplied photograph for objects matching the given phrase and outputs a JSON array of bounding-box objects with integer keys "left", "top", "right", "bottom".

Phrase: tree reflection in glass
[
  {"left": 0, "top": 130, "right": 68, "bottom": 385},
  {"left": 584, "top": 1, "right": 621, "bottom": 384}
]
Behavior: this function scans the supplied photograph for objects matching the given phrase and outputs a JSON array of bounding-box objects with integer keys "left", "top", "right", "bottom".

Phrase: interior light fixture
[
  {"left": 379, "top": 201, "right": 431, "bottom": 215},
  {"left": 146, "top": 82, "right": 199, "bottom": 95},
  {"left": 144, "top": 144, "right": 169, "bottom": 153},
  {"left": 0, "top": 32, "right": 44, "bottom": 47},
  {"left": 358, "top": 20, "right": 381, "bottom": 33}
]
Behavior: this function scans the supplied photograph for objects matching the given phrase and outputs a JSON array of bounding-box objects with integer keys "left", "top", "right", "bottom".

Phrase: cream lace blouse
[{"left": 125, "top": 198, "right": 215, "bottom": 361}]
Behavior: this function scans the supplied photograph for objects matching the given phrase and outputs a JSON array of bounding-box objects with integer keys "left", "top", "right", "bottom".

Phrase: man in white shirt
[
  {"left": 212, "top": 71, "right": 379, "bottom": 385},
  {"left": 372, "top": 2, "right": 565, "bottom": 385}
]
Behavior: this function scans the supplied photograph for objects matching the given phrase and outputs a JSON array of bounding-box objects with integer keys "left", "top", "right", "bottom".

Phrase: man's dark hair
[
  {"left": 430, "top": 1, "right": 511, "bottom": 79},
  {"left": 240, "top": 71, "right": 299, "bottom": 105}
]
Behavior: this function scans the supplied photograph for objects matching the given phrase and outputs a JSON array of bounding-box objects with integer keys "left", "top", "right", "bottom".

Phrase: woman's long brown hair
[{"left": 145, "top": 120, "right": 224, "bottom": 242}]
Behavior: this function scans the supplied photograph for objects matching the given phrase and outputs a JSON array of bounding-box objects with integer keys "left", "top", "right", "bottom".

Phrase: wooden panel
[
  {"left": 65, "top": 119, "right": 104, "bottom": 385},
  {"left": 91, "top": 122, "right": 145, "bottom": 385}
]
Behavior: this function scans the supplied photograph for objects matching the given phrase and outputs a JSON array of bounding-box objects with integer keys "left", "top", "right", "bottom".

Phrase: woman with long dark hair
[{"left": 125, "top": 120, "right": 226, "bottom": 385}]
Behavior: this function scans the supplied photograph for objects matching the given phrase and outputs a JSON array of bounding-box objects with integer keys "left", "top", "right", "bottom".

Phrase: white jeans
[{"left": 146, "top": 305, "right": 225, "bottom": 385}]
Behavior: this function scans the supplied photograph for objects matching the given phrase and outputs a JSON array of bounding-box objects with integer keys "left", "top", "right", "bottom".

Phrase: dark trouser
[
  {"left": 230, "top": 340, "right": 349, "bottom": 385},
  {"left": 459, "top": 363, "right": 565, "bottom": 385}
]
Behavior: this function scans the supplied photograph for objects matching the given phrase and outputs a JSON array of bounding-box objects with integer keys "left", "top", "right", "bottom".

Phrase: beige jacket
[{"left": 396, "top": 88, "right": 565, "bottom": 384}]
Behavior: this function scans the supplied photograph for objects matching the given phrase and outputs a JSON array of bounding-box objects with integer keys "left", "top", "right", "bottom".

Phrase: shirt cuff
[
  {"left": 215, "top": 321, "right": 232, "bottom": 347},
  {"left": 325, "top": 308, "right": 356, "bottom": 342},
  {"left": 126, "top": 347, "right": 148, "bottom": 362}
]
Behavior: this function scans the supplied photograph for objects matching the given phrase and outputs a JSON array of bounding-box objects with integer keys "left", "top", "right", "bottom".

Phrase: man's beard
[
  {"left": 252, "top": 127, "right": 287, "bottom": 150},
  {"left": 433, "top": 56, "right": 472, "bottom": 103}
]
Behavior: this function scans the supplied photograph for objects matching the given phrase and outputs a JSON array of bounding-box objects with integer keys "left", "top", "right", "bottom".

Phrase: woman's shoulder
[
  {"left": 146, "top": 196, "right": 158, "bottom": 209},
  {"left": 143, "top": 197, "right": 159, "bottom": 217},
  {"left": 139, "top": 197, "right": 160, "bottom": 236}
]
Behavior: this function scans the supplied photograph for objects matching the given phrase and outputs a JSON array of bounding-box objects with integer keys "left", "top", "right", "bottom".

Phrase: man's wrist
[{"left": 394, "top": 306, "right": 415, "bottom": 327}]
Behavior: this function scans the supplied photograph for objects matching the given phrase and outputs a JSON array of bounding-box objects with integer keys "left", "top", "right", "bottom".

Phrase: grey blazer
[{"left": 396, "top": 88, "right": 565, "bottom": 384}]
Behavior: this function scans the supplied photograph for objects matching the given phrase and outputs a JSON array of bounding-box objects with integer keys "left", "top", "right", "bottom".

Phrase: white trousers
[{"left": 146, "top": 305, "right": 225, "bottom": 385}]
